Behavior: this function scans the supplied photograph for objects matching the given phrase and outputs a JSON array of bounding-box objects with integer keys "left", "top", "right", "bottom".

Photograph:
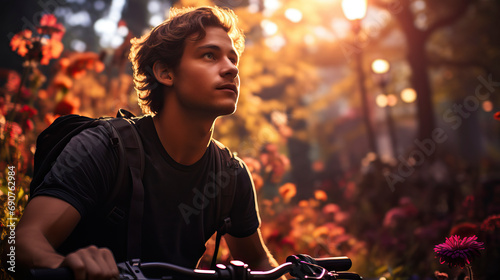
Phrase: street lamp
[
  {"left": 371, "top": 58, "right": 398, "bottom": 158},
  {"left": 341, "top": 0, "right": 367, "bottom": 24},
  {"left": 341, "top": 0, "right": 379, "bottom": 157}
]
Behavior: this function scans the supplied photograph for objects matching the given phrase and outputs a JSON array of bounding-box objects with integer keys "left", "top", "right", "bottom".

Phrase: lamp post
[
  {"left": 341, "top": 0, "right": 378, "bottom": 157},
  {"left": 371, "top": 58, "right": 398, "bottom": 158}
]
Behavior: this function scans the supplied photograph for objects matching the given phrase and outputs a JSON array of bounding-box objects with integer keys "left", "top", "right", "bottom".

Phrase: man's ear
[{"left": 153, "top": 61, "right": 173, "bottom": 86}]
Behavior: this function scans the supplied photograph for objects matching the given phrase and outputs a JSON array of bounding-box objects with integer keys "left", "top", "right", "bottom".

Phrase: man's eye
[{"left": 204, "top": 53, "right": 215, "bottom": 60}]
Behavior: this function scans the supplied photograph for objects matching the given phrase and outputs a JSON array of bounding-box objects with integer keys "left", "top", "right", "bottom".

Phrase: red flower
[
  {"left": 449, "top": 222, "right": 478, "bottom": 237},
  {"left": 434, "top": 235, "right": 484, "bottom": 268},
  {"left": 2, "top": 70, "right": 21, "bottom": 93},
  {"left": 10, "top": 30, "right": 33, "bottom": 57},
  {"left": 322, "top": 203, "right": 340, "bottom": 214},
  {"left": 481, "top": 214, "right": 500, "bottom": 232},
  {"left": 40, "top": 38, "right": 64, "bottom": 65},
  {"left": 4, "top": 122, "right": 23, "bottom": 146},
  {"left": 494, "top": 111, "right": 500, "bottom": 121},
  {"left": 279, "top": 183, "right": 296, "bottom": 203},
  {"left": 38, "top": 14, "right": 65, "bottom": 40},
  {"left": 19, "top": 105, "right": 38, "bottom": 118},
  {"left": 314, "top": 189, "right": 328, "bottom": 201},
  {"left": 9, "top": 14, "right": 64, "bottom": 64},
  {"left": 54, "top": 96, "right": 79, "bottom": 116},
  {"left": 65, "top": 52, "right": 105, "bottom": 78},
  {"left": 24, "top": 119, "right": 34, "bottom": 131}
]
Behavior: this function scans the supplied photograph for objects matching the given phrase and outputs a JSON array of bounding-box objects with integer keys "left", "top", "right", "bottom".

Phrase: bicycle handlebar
[{"left": 28, "top": 254, "right": 362, "bottom": 280}]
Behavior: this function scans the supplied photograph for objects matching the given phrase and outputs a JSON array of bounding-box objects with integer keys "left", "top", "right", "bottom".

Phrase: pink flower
[{"left": 434, "top": 235, "right": 484, "bottom": 268}]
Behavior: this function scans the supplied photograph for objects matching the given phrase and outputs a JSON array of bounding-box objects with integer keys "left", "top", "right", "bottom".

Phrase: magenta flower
[{"left": 434, "top": 235, "right": 484, "bottom": 268}]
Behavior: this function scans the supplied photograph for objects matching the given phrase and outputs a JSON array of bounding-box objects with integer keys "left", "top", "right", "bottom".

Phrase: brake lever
[
  {"left": 290, "top": 261, "right": 336, "bottom": 280},
  {"left": 118, "top": 259, "right": 148, "bottom": 280}
]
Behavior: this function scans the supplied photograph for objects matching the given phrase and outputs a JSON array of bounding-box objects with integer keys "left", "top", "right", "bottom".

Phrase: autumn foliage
[{"left": 2, "top": 3, "right": 500, "bottom": 279}]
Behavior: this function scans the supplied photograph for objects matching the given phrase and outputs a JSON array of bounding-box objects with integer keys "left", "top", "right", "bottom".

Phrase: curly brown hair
[{"left": 129, "top": 6, "right": 245, "bottom": 116}]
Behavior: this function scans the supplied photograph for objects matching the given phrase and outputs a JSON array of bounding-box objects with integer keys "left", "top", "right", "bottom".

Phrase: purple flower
[{"left": 434, "top": 235, "right": 484, "bottom": 268}]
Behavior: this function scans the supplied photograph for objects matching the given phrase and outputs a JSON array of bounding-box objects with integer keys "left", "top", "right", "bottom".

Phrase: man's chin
[{"left": 214, "top": 104, "right": 237, "bottom": 118}]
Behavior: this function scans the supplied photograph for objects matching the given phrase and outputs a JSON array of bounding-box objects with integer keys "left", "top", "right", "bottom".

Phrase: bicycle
[{"left": 29, "top": 254, "right": 362, "bottom": 280}]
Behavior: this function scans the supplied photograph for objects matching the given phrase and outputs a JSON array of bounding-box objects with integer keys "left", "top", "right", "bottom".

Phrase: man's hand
[
  {"left": 6, "top": 196, "right": 119, "bottom": 279},
  {"left": 61, "top": 245, "right": 119, "bottom": 280},
  {"left": 225, "top": 229, "right": 287, "bottom": 280}
]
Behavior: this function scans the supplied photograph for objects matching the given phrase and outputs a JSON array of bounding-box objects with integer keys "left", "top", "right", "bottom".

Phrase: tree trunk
[
  {"left": 287, "top": 118, "right": 314, "bottom": 200},
  {"left": 391, "top": 2, "right": 437, "bottom": 146},
  {"left": 406, "top": 34, "right": 436, "bottom": 142}
]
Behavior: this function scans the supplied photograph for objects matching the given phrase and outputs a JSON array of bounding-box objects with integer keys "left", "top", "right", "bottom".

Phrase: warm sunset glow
[
  {"left": 400, "top": 88, "right": 417, "bottom": 103},
  {"left": 341, "top": 0, "right": 368, "bottom": 21},
  {"left": 371, "top": 59, "right": 390, "bottom": 74},
  {"left": 285, "top": 8, "right": 303, "bottom": 23}
]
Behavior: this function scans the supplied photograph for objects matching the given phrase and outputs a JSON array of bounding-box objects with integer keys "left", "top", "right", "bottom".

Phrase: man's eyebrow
[{"left": 197, "top": 44, "right": 238, "bottom": 58}]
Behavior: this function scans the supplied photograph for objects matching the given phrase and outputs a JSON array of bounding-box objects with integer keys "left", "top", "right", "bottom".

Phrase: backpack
[{"left": 29, "top": 109, "right": 238, "bottom": 265}]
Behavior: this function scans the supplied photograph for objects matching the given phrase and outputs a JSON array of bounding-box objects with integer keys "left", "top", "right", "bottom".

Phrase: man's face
[{"left": 170, "top": 26, "right": 240, "bottom": 118}]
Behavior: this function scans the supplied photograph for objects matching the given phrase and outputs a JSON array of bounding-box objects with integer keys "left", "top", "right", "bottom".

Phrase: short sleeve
[
  {"left": 30, "top": 125, "right": 119, "bottom": 218},
  {"left": 227, "top": 159, "right": 261, "bottom": 238}
]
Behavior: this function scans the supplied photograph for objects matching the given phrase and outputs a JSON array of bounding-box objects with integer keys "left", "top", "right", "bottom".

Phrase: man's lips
[{"left": 216, "top": 84, "right": 238, "bottom": 94}]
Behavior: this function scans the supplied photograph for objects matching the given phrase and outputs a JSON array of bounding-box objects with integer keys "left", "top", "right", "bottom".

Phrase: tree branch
[
  {"left": 370, "top": 0, "right": 422, "bottom": 41},
  {"left": 424, "top": 0, "right": 475, "bottom": 38},
  {"left": 428, "top": 54, "right": 492, "bottom": 74}
]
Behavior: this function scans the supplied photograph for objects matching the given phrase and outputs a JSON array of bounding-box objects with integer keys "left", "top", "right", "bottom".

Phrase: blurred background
[{"left": 1, "top": 0, "right": 500, "bottom": 279}]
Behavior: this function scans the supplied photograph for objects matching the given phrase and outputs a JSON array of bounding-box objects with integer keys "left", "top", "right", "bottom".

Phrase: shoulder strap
[
  {"left": 104, "top": 111, "right": 145, "bottom": 261},
  {"left": 210, "top": 140, "right": 240, "bottom": 269}
]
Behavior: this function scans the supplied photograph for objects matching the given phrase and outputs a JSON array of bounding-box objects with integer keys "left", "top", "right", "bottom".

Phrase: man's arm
[
  {"left": 224, "top": 229, "right": 287, "bottom": 280},
  {"left": 3, "top": 196, "right": 119, "bottom": 280}
]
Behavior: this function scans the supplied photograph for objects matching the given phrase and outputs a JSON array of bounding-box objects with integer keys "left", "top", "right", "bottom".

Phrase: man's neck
[{"left": 152, "top": 108, "right": 215, "bottom": 166}]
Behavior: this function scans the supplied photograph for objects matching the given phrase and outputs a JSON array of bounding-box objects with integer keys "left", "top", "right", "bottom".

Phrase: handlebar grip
[
  {"left": 286, "top": 254, "right": 352, "bottom": 272},
  {"left": 313, "top": 256, "right": 352, "bottom": 272},
  {"left": 29, "top": 267, "right": 74, "bottom": 280}
]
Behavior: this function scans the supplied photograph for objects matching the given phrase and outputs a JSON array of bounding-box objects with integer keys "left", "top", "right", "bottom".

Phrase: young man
[{"left": 8, "top": 6, "right": 284, "bottom": 280}]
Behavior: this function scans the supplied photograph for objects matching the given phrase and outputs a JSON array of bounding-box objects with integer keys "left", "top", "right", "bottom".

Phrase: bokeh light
[
  {"left": 371, "top": 59, "right": 390, "bottom": 74},
  {"left": 400, "top": 88, "right": 417, "bottom": 103},
  {"left": 149, "top": 15, "right": 164, "bottom": 27},
  {"left": 376, "top": 94, "right": 388, "bottom": 107},
  {"left": 341, "top": 0, "right": 368, "bottom": 20},
  {"left": 482, "top": 100, "right": 493, "bottom": 112},
  {"left": 261, "top": 19, "right": 279, "bottom": 36},
  {"left": 148, "top": 1, "right": 161, "bottom": 13},
  {"left": 70, "top": 39, "right": 87, "bottom": 52},
  {"left": 387, "top": 94, "right": 398, "bottom": 107},
  {"left": 285, "top": 8, "right": 303, "bottom": 23}
]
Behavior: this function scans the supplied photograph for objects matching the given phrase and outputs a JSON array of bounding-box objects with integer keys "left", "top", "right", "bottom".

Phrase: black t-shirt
[{"left": 31, "top": 116, "right": 260, "bottom": 268}]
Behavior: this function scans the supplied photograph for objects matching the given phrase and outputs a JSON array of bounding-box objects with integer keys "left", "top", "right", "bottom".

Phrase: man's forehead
[{"left": 188, "top": 27, "right": 236, "bottom": 50}]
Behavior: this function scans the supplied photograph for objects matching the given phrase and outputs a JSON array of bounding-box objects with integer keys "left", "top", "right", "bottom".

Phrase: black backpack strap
[
  {"left": 105, "top": 116, "right": 145, "bottom": 261},
  {"left": 116, "top": 108, "right": 137, "bottom": 119},
  {"left": 210, "top": 140, "right": 239, "bottom": 269}
]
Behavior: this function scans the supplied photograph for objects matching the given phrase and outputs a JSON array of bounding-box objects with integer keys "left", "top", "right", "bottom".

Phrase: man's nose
[{"left": 221, "top": 58, "right": 238, "bottom": 79}]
